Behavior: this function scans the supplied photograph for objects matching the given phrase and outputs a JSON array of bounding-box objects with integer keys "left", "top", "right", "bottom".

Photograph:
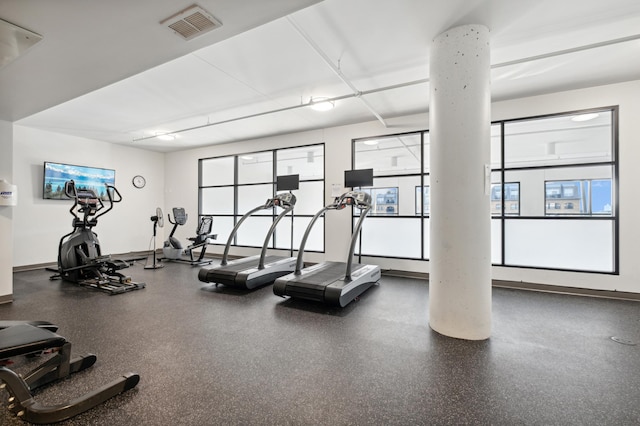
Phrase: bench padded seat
[{"left": 0, "top": 324, "right": 66, "bottom": 360}]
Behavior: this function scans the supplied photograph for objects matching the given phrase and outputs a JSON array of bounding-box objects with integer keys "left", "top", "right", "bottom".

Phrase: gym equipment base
[
  {"left": 0, "top": 324, "right": 139, "bottom": 424},
  {"left": 50, "top": 262, "right": 146, "bottom": 295},
  {"left": 273, "top": 261, "right": 380, "bottom": 307}
]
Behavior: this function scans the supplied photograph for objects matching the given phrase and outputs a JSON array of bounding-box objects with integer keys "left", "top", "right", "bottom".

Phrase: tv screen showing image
[{"left": 44, "top": 162, "right": 115, "bottom": 200}]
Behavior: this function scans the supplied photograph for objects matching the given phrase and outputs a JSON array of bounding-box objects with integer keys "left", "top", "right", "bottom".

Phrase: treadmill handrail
[
  {"left": 294, "top": 205, "right": 331, "bottom": 274},
  {"left": 221, "top": 193, "right": 297, "bottom": 266},
  {"left": 294, "top": 191, "right": 372, "bottom": 278},
  {"left": 221, "top": 204, "right": 267, "bottom": 266},
  {"left": 258, "top": 203, "right": 294, "bottom": 270},
  {"left": 345, "top": 204, "right": 372, "bottom": 280}
]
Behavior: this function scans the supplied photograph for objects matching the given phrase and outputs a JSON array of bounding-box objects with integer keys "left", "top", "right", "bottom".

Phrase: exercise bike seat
[{"left": 0, "top": 324, "right": 65, "bottom": 360}]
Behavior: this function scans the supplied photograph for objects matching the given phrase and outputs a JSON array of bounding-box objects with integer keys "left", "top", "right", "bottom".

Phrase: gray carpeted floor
[{"left": 1, "top": 261, "right": 640, "bottom": 425}]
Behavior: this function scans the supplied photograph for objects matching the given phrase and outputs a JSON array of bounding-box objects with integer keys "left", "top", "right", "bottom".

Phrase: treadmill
[
  {"left": 198, "top": 176, "right": 299, "bottom": 290},
  {"left": 273, "top": 169, "right": 381, "bottom": 307}
]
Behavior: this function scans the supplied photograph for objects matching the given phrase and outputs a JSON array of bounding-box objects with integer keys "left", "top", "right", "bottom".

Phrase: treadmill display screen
[
  {"left": 276, "top": 174, "right": 300, "bottom": 191},
  {"left": 345, "top": 169, "right": 373, "bottom": 188}
]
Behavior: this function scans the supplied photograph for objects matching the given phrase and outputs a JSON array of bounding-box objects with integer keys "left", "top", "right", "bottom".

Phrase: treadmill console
[
  {"left": 337, "top": 191, "right": 372, "bottom": 209},
  {"left": 270, "top": 192, "right": 297, "bottom": 208}
]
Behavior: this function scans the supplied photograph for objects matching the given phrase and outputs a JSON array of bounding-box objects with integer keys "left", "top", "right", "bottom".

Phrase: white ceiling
[{"left": 3, "top": 0, "right": 640, "bottom": 153}]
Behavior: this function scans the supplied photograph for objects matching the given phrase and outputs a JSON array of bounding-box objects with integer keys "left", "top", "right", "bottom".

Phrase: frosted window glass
[
  {"left": 275, "top": 217, "right": 324, "bottom": 252},
  {"left": 291, "top": 181, "right": 324, "bottom": 215},
  {"left": 356, "top": 217, "right": 421, "bottom": 259},
  {"left": 423, "top": 217, "right": 430, "bottom": 259},
  {"left": 237, "top": 184, "right": 273, "bottom": 216},
  {"left": 208, "top": 216, "right": 235, "bottom": 246},
  {"left": 238, "top": 151, "right": 273, "bottom": 184},
  {"left": 201, "top": 156, "right": 234, "bottom": 186},
  {"left": 236, "top": 216, "right": 274, "bottom": 247},
  {"left": 200, "top": 187, "right": 234, "bottom": 215},
  {"left": 277, "top": 145, "right": 324, "bottom": 180},
  {"left": 491, "top": 219, "right": 502, "bottom": 264},
  {"left": 504, "top": 219, "right": 613, "bottom": 272}
]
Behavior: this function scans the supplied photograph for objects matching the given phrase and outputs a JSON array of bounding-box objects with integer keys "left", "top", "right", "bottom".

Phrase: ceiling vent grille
[
  {"left": 0, "top": 18, "right": 43, "bottom": 69},
  {"left": 161, "top": 4, "right": 222, "bottom": 41}
]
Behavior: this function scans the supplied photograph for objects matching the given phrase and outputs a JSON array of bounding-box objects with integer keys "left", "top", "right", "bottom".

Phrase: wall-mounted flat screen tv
[
  {"left": 345, "top": 168, "right": 373, "bottom": 188},
  {"left": 276, "top": 174, "right": 300, "bottom": 191},
  {"left": 43, "top": 162, "right": 115, "bottom": 200}
]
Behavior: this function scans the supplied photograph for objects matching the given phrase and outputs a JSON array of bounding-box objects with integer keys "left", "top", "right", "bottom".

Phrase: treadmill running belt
[
  {"left": 218, "top": 255, "right": 283, "bottom": 273},
  {"left": 295, "top": 262, "right": 366, "bottom": 288}
]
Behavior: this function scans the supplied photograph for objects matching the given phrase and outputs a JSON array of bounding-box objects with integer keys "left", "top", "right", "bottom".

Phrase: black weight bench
[
  {"left": 0, "top": 324, "right": 139, "bottom": 424},
  {"left": 0, "top": 320, "right": 58, "bottom": 333}
]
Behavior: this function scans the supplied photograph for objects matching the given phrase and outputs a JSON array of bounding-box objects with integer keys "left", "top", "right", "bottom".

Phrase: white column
[
  {"left": 428, "top": 25, "right": 491, "bottom": 340},
  {"left": 0, "top": 119, "right": 14, "bottom": 301}
]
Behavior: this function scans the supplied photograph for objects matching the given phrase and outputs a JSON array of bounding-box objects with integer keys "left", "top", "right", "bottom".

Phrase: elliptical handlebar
[
  {"left": 93, "top": 183, "right": 120, "bottom": 221},
  {"left": 64, "top": 180, "right": 104, "bottom": 223},
  {"left": 65, "top": 181, "right": 80, "bottom": 222},
  {"left": 105, "top": 184, "right": 122, "bottom": 203},
  {"left": 64, "top": 180, "right": 77, "bottom": 199},
  {"left": 64, "top": 180, "right": 122, "bottom": 225}
]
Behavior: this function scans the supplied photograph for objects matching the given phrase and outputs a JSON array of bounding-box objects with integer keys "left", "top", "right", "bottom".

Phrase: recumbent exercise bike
[{"left": 162, "top": 207, "right": 216, "bottom": 266}]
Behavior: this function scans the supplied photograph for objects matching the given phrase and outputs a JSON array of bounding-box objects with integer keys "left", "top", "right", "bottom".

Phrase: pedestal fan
[{"left": 145, "top": 207, "right": 164, "bottom": 269}]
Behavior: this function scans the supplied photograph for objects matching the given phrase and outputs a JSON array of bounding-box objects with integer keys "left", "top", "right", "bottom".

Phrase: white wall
[
  {"left": 0, "top": 119, "right": 13, "bottom": 298},
  {"left": 12, "top": 126, "right": 165, "bottom": 266},
  {"left": 165, "top": 80, "right": 640, "bottom": 293}
]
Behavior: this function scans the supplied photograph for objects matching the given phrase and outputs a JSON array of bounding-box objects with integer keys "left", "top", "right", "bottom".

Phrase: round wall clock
[{"left": 132, "top": 175, "right": 146, "bottom": 189}]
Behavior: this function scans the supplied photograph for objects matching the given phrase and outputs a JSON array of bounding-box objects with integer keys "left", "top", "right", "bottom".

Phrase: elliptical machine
[
  {"left": 162, "top": 208, "right": 216, "bottom": 266},
  {"left": 50, "top": 180, "right": 145, "bottom": 295}
]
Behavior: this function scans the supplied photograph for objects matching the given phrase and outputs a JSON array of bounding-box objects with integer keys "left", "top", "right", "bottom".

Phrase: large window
[
  {"left": 353, "top": 132, "right": 424, "bottom": 259},
  {"left": 199, "top": 144, "right": 325, "bottom": 253},
  {"left": 495, "top": 108, "right": 617, "bottom": 273},
  {"left": 353, "top": 107, "right": 618, "bottom": 274}
]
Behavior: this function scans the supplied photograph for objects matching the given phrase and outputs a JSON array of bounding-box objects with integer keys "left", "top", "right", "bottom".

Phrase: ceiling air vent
[
  {"left": 161, "top": 4, "right": 222, "bottom": 41},
  {"left": 0, "top": 18, "right": 42, "bottom": 69}
]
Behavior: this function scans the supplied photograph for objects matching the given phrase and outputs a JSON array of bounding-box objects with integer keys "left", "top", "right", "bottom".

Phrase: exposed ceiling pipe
[
  {"left": 131, "top": 33, "right": 639, "bottom": 143},
  {"left": 286, "top": 16, "right": 388, "bottom": 128},
  {"left": 132, "top": 79, "right": 424, "bottom": 142},
  {"left": 492, "top": 33, "right": 640, "bottom": 69}
]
